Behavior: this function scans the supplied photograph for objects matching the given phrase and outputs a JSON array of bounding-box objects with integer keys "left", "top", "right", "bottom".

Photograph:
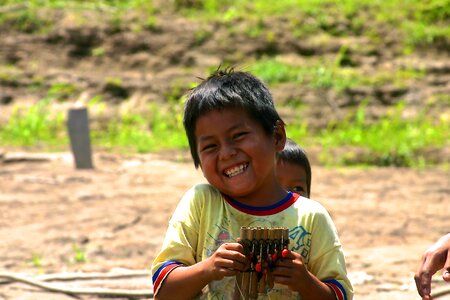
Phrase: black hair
[
  {"left": 276, "top": 138, "right": 312, "bottom": 197},
  {"left": 183, "top": 67, "right": 283, "bottom": 168}
]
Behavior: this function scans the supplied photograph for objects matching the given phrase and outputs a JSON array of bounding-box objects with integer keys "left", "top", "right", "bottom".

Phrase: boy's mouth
[{"left": 224, "top": 163, "right": 248, "bottom": 178}]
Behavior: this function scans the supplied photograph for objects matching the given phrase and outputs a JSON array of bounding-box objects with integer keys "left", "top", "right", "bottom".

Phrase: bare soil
[{"left": 0, "top": 151, "right": 449, "bottom": 299}]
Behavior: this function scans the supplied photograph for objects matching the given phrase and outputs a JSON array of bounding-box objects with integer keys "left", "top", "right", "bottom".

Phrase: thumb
[
  {"left": 443, "top": 270, "right": 450, "bottom": 281},
  {"left": 443, "top": 251, "right": 450, "bottom": 282}
]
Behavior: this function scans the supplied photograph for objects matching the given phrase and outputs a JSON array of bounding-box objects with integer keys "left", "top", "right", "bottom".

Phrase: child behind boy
[
  {"left": 276, "top": 138, "right": 312, "bottom": 198},
  {"left": 151, "top": 68, "right": 353, "bottom": 300}
]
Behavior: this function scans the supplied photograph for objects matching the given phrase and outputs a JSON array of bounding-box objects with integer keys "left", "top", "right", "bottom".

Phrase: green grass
[
  {"left": 175, "top": 0, "right": 448, "bottom": 50},
  {"left": 93, "top": 106, "right": 187, "bottom": 153},
  {"left": 1, "top": 0, "right": 447, "bottom": 50},
  {"left": 1, "top": 98, "right": 447, "bottom": 168},
  {"left": 249, "top": 57, "right": 424, "bottom": 91},
  {"left": 31, "top": 253, "right": 43, "bottom": 268},
  {"left": 317, "top": 101, "right": 449, "bottom": 167},
  {"left": 0, "top": 98, "right": 67, "bottom": 149}
]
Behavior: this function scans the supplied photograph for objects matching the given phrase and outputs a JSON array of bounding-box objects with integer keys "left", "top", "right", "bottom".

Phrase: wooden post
[{"left": 67, "top": 107, "right": 94, "bottom": 169}]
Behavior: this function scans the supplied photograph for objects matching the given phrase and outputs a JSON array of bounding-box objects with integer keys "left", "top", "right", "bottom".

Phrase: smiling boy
[{"left": 151, "top": 69, "right": 353, "bottom": 300}]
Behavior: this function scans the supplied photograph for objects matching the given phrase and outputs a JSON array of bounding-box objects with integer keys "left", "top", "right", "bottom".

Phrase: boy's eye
[
  {"left": 292, "top": 186, "right": 305, "bottom": 193},
  {"left": 200, "top": 144, "right": 216, "bottom": 152},
  {"left": 233, "top": 132, "right": 248, "bottom": 139}
]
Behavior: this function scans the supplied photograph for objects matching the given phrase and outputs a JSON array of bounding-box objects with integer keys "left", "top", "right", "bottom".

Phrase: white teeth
[{"left": 225, "top": 164, "right": 247, "bottom": 178}]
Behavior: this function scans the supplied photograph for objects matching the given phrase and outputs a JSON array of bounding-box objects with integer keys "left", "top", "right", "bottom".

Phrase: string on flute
[{"left": 234, "top": 227, "right": 289, "bottom": 300}]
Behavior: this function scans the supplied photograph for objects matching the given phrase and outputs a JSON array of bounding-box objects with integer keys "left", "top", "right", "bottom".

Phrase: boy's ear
[{"left": 274, "top": 120, "right": 286, "bottom": 151}]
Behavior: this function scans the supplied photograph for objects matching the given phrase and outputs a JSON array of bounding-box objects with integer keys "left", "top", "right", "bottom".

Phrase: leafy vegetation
[
  {"left": 0, "top": 99, "right": 66, "bottom": 149},
  {"left": 316, "top": 101, "right": 449, "bottom": 167},
  {"left": 249, "top": 57, "right": 425, "bottom": 91},
  {"left": 31, "top": 253, "right": 43, "bottom": 268},
  {"left": 72, "top": 244, "right": 87, "bottom": 264},
  {"left": 1, "top": 97, "right": 447, "bottom": 168},
  {"left": 1, "top": 0, "right": 447, "bottom": 49},
  {"left": 92, "top": 103, "right": 187, "bottom": 153}
]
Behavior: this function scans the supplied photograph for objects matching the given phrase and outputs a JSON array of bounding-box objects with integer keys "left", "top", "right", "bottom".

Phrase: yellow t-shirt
[{"left": 152, "top": 184, "right": 353, "bottom": 300}]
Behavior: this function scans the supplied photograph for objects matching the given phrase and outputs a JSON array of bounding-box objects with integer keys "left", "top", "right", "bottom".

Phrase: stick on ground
[{"left": 0, "top": 272, "right": 154, "bottom": 298}]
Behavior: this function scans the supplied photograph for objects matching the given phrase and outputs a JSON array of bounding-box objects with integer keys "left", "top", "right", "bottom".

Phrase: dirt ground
[{"left": 0, "top": 150, "right": 449, "bottom": 299}]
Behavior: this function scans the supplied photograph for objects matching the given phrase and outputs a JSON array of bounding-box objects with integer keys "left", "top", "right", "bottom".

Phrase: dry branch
[
  {"left": 0, "top": 270, "right": 150, "bottom": 284},
  {"left": 0, "top": 272, "right": 154, "bottom": 298},
  {"left": 432, "top": 286, "right": 450, "bottom": 299}
]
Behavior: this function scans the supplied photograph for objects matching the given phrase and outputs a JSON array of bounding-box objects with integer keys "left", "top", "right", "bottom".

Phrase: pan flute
[{"left": 234, "top": 226, "right": 290, "bottom": 300}]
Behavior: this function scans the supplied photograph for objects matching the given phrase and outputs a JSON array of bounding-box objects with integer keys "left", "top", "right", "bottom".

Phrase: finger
[
  {"left": 223, "top": 242, "right": 244, "bottom": 252},
  {"left": 418, "top": 270, "right": 432, "bottom": 297},
  {"left": 216, "top": 256, "right": 247, "bottom": 272},
  {"left": 271, "top": 265, "right": 294, "bottom": 278},
  {"left": 231, "top": 259, "right": 247, "bottom": 271},
  {"left": 419, "top": 251, "right": 446, "bottom": 295},
  {"left": 414, "top": 275, "right": 424, "bottom": 298},
  {"left": 273, "top": 260, "right": 293, "bottom": 271},
  {"left": 217, "top": 267, "right": 239, "bottom": 277},
  {"left": 414, "top": 259, "right": 429, "bottom": 297},
  {"left": 217, "top": 244, "right": 248, "bottom": 265},
  {"left": 443, "top": 270, "right": 450, "bottom": 281},
  {"left": 229, "top": 251, "right": 248, "bottom": 266},
  {"left": 443, "top": 253, "right": 450, "bottom": 281},
  {"left": 274, "top": 253, "right": 302, "bottom": 267},
  {"left": 273, "top": 274, "right": 294, "bottom": 286}
]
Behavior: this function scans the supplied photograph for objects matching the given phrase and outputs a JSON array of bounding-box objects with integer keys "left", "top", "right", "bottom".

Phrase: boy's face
[
  {"left": 276, "top": 161, "right": 309, "bottom": 198},
  {"left": 195, "top": 107, "right": 285, "bottom": 204}
]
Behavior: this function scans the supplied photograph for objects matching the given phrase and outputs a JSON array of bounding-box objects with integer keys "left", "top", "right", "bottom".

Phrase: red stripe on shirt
[
  {"left": 153, "top": 263, "right": 182, "bottom": 295},
  {"left": 325, "top": 282, "right": 345, "bottom": 300},
  {"left": 223, "top": 192, "right": 300, "bottom": 216}
]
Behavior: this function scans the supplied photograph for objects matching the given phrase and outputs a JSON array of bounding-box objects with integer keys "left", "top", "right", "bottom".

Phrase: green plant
[
  {"left": 47, "top": 82, "right": 79, "bottom": 101},
  {"left": 92, "top": 100, "right": 187, "bottom": 153},
  {"left": 72, "top": 244, "right": 87, "bottom": 263},
  {"left": 103, "top": 77, "right": 129, "bottom": 98},
  {"left": 194, "top": 29, "right": 213, "bottom": 46},
  {"left": 249, "top": 58, "right": 303, "bottom": 84},
  {"left": 31, "top": 253, "right": 43, "bottom": 268},
  {"left": 318, "top": 101, "right": 449, "bottom": 167},
  {"left": 0, "top": 98, "right": 66, "bottom": 148},
  {"left": 0, "top": 6, "right": 52, "bottom": 33},
  {"left": 92, "top": 46, "right": 106, "bottom": 57},
  {"left": 286, "top": 120, "right": 309, "bottom": 144}
]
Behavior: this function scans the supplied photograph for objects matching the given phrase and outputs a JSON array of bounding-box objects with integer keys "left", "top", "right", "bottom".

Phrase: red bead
[
  {"left": 271, "top": 253, "right": 278, "bottom": 262},
  {"left": 282, "top": 249, "right": 289, "bottom": 258},
  {"left": 255, "top": 262, "right": 262, "bottom": 272}
]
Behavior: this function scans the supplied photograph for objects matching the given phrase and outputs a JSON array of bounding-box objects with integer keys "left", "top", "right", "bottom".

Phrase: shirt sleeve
[
  {"left": 307, "top": 205, "right": 354, "bottom": 300},
  {"left": 151, "top": 185, "right": 204, "bottom": 296}
]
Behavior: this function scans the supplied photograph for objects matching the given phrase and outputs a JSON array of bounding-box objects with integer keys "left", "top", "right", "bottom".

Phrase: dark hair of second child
[{"left": 277, "top": 138, "right": 312, "bottom": 197}]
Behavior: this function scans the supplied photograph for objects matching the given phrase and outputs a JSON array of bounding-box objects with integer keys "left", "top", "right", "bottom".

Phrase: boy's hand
[
  {"left": 205, "top": 242, "right": 248, "bottom": 281},
  {"left": 272, "top": 249, "right": 309, "bottom": 292},
  {"left": 414, "top": 233, "right": 450, "bottom": 300}
]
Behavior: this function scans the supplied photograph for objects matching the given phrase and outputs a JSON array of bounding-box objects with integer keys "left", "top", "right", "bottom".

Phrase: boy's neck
[{"left": 224, "top": 185, "right": 288, "bottom": 207}]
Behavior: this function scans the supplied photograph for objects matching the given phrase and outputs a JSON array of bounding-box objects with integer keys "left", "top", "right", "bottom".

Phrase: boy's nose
[{"left": 219, "top": 143, "right": 237, "bottom": 160}]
